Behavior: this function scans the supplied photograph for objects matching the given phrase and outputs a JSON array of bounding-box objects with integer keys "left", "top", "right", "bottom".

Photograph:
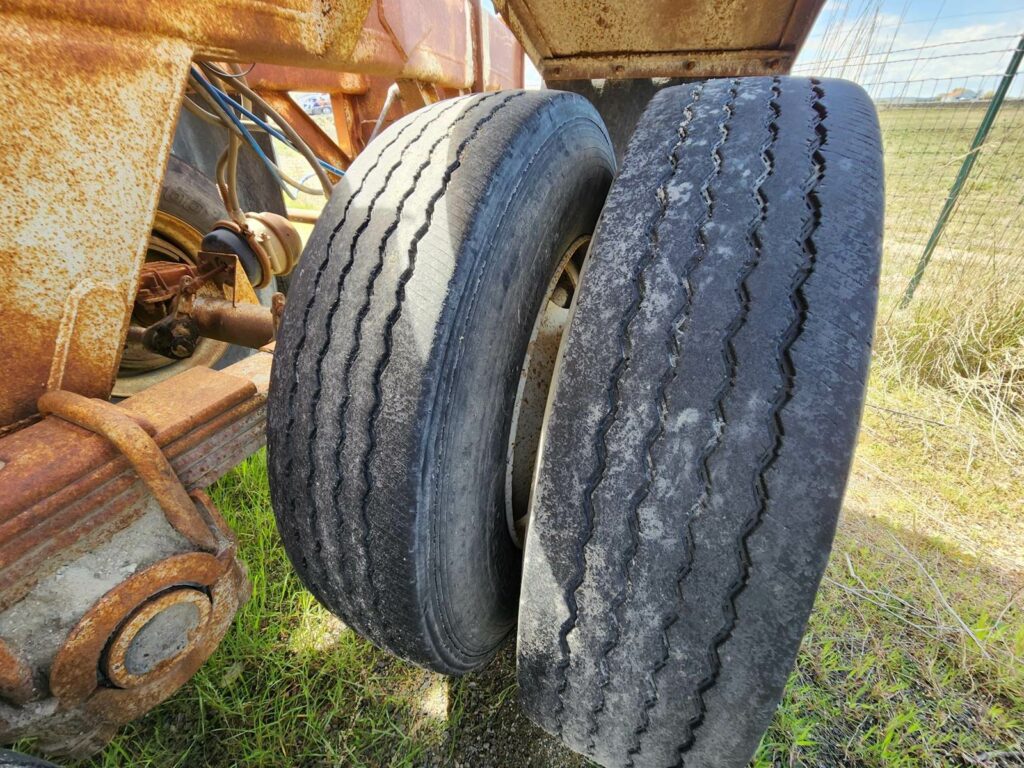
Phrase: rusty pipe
[{"left": 190, "top": 296, "right": 275, "bottom": 349}]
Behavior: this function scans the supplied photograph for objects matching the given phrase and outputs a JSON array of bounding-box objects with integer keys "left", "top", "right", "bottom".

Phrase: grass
[
  {"left": 63, "top": 374, "right": 1022, "bottom": 767},
  {"left": 754, "top": 371, "right": 1024, "bottom": 767},
  {"left": 877, "top": 102, "right": 1024, "bottom": 452},
  {"left": 51, "top": 104, "right": 1024, "bottom": 766}
]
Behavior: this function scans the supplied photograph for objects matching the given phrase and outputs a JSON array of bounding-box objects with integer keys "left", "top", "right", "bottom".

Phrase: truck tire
[
  {"left": 516, "top": 77, "right": 883, "bottom": 767},
  {"left": 267, "top": 91, "right": 615, "bottom": 673}
]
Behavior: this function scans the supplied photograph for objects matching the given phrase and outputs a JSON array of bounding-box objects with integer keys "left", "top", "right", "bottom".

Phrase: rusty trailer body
[{"left": 0, "top": 0, "right": 823, "bottom": 757}]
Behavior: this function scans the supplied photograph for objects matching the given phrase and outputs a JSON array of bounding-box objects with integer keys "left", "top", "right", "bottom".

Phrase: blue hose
[
  {"left": 189, "top": 67, "right": 287, "bottom": 187},
  {"left": 192, "top": 68, "right": 345, "bottom": 178}
]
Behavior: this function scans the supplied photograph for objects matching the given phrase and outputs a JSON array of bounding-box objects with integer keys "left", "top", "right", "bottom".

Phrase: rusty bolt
[{"left": 169, "top": 320, "right": 198, "bottom": 359}]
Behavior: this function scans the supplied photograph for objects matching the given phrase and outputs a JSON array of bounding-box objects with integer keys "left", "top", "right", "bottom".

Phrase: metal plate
[{"left": 495, "top": 0, "right": 824, "bottom": 80}]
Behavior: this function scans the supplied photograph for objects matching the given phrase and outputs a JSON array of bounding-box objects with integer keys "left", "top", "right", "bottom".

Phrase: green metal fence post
[{"left": 899, "top": 34, "right": 1024, "bottom": 308}]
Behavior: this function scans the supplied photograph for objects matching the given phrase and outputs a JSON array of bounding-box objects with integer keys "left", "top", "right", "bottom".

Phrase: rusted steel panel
[
  {"left": 540, "top": 48, "right": 793, "bottom": 81},
  {"left": 247, "top": 65, "right": 369, "bottom": 95},
  {"left": 483, "top": 6, "right": 525, "bottom": 90},
  {"left": 1, "top": 0, "right": 522, "bottom": 83},
  {"left": 494, "top": 0, "right": 824, "bottom": 80},
  {"left": 0, "top": 641, "right": 34, "bottom": 706},
  {"left": 0, "top": 16, "right": 192, "bottom": 427},
  {"left": 36, "top": 391, "right": 221, "bottom": 553},
  {"left": 348, "top": 0, "right": 473, "bottom": 87},
  {"left": 2, "top": 0, "right": 376, "bottom": 70}
]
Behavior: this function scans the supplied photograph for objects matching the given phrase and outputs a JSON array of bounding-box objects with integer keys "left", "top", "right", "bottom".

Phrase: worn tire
[
  {"left": 267, "top": 91, "right": 615, "bottom": 673},
  {"left": 517, "top": 77, "right": 883, "bottom": 767}
]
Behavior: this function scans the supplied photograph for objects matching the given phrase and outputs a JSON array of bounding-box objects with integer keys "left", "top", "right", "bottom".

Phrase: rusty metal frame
[
  {"left": 493, "top": 0, "right": 823, "bottom": 81},
  {"left": 49, "top": 551, "right": 233, "bottom": 705},
  {"left": 0, "top": 353, "right": 271, "bottom": 611},
  {"left": 36, "top": 390, "right": 222, "bottom": 553},
  {"left": 0, "top": 641, "right": 34, "bottom": 707},
  {"left": 0, "top": 0, "right": 525, "bottom": 754}
]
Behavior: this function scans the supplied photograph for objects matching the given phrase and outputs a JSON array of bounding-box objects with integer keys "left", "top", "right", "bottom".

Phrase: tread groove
[
  {"left": 305, "top": 99, "right": 469, "bottom": 610},
  {"left": 515, "top": 76, "right": 881, "bottom": 768},
  {"left": 620, "top": 81, "right": 742, "bottom": 761},
  {"left": 278, "top": 109, "right": 436, "bottom": 598},
  {"left": 550, "top": 83, "right": 705, "bottom": 740},
  {"left": 357, "top": 93, "right": 526, "bottom": 639},
  {"left": 315, "top": 98, "right": 484, "bottom": 630},
  {"left": 579, "top": 82, "right": 706, "bottom": 757},
  {"left": 671, "top": 78, "right": 824, "bottom": 764}
]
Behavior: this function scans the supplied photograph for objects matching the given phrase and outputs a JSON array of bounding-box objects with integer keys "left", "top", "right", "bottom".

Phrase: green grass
[
  {"left": 55, "top": 103, "right": 1024, "bottom": 767},
  {"left": 754, "top": 371, "right": 1024, "bottom": 767},
  {"left": 63, "top": 372, "right": 1022, "bottom": 767}
]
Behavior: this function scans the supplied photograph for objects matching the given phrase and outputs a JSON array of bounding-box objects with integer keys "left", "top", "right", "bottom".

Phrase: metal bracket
[{"left": 36, "top": 390, "right": 226, "bottom": 554}]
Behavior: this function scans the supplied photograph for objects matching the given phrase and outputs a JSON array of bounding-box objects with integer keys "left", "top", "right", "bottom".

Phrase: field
[{"left": 55, "top": 104, "right": 1024, "bottom": 766}]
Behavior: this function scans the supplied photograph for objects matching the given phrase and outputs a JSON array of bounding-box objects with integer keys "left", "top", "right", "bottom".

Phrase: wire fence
[
  {"left": 795, "top": 19, "right": 1024, "bottom": 316},
  {"left": 793, "top": 3, "right": 1024, "bottom": 437}
]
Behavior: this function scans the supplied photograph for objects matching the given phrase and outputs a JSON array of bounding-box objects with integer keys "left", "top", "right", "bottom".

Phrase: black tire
[
  {"left": 516, "top": 77, "right": 882, "bottom": 767},
  {"left": 267, "top": 91, "right": 615, "bottom": 673}
]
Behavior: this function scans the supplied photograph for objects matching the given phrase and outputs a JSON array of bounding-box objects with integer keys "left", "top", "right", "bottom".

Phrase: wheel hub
[{"left": 505, "top": 235, "right": 590, "bottom": 547}]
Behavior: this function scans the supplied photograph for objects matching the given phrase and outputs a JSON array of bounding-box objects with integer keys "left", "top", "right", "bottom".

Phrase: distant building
[{"left": 938, "top": 88, "right": 979, "bottom": 103}]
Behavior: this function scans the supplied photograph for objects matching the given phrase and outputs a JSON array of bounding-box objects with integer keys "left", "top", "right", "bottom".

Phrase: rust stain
[
  {"left": 0, "top": 638, "right": 35, "bottom": 706},
  {"left": 0, "top": 15, "right": 190, "bottom": 427},
  {"left": 0, "top": 360, "right": 268, "bottom": 610},
  {"left": 83, "top": 560, "right": 249, "bottom": 726},
  {"left": 103, "top": 587, "right": 213, "bottom": 689},
  {"left": 496, "top": 0, "right": 821, "bottom": 79},
  {"left": 49, "top": 551, "right": 231, "bottom": 704},
  {"left": 247, "top": 64, "right": 368, "bottom": 95},
  {"left": 190, "top": 296, "right": 276, "bottom": 350}
]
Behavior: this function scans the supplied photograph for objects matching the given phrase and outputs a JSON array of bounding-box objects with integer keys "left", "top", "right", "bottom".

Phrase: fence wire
[
  {"left": 796, "top": 31, "right": 1024, "bottom": 315},
  {"left": 793, "top": 1, "right": 1024, "bottom": 439}
]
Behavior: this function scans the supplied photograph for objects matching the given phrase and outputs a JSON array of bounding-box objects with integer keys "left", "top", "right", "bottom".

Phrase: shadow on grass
[{"left": 43, "top": 449, "right": 1020, "bottom": 768}]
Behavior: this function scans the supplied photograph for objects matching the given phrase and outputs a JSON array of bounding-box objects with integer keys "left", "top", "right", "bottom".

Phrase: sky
[
  {"left": 485, "top": 0, "right": 1024, "bottom": 96},
  {"left": 794, "top": 0, "right": 1024, "bottom": 97}
]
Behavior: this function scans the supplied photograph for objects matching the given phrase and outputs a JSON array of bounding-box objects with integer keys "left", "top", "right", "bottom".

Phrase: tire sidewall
[{"left": 418, "top": 105, "right": 615, "bottom": 667}]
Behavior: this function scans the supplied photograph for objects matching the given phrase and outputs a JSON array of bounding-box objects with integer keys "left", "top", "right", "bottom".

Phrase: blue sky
[{"left": 796, "top": 0, "right": 1024, "bottom": 96}]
